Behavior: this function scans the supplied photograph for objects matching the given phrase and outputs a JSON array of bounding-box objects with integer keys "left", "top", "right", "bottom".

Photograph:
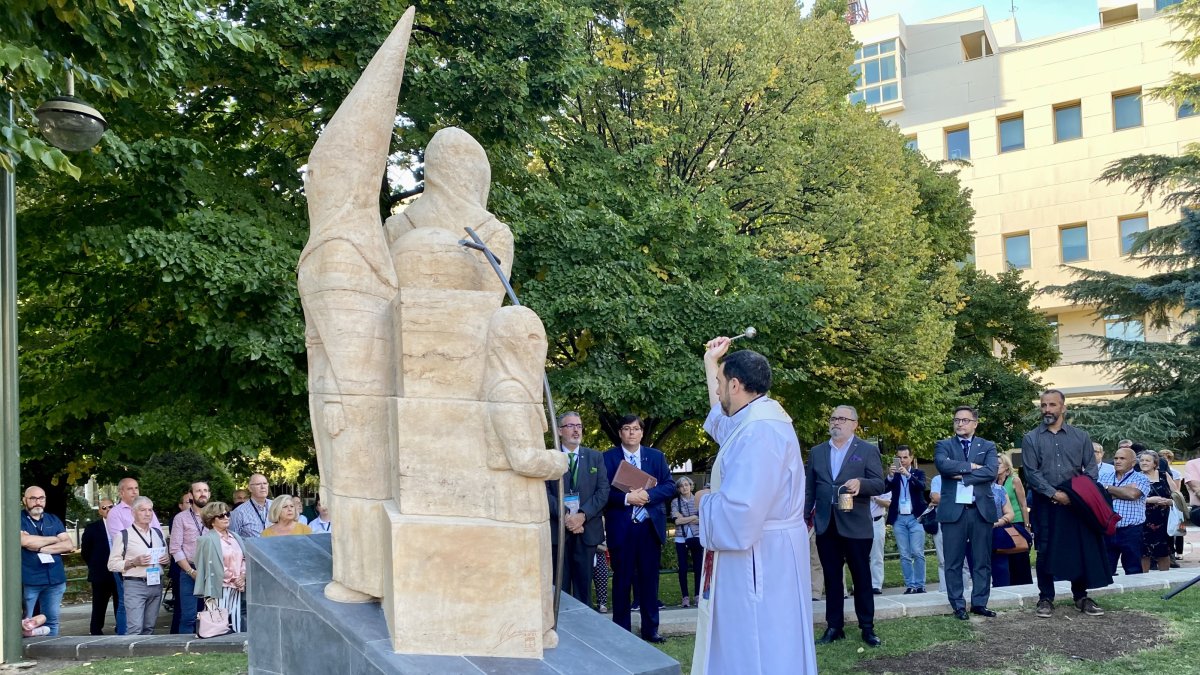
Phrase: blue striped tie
[{"left": 627, "top": 453, "right": 647, "bottom": 523}]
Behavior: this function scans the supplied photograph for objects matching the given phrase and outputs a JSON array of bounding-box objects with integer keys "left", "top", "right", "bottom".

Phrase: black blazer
[
  {"left": 603, "top": 446, "right": 676, "bottom": 546},
  {"left": 547, "top": 445, "right": 611, "bottom": 546},
  {"left": 885, "top": 467, "right": 928, "bottom": 525},
  {"left": 80, "top": 519, "right": 111, "bottom": 583},
  {"left": 804, "top": 436, "right": 886, "bottom": 539}
]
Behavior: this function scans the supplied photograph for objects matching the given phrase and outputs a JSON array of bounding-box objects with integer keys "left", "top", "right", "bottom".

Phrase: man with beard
[
  {"left": 1022, "top": 389, "right": 1111, "bottom": 618},
  {"left": 170, "top": 481, "right": 211, "bottom": 634},
  {"left": 20, "top": 486, "right": 74, "bottom": 635}
]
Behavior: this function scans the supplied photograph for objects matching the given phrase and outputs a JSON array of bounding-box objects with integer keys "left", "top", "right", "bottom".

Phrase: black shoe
[
  {"left": 861, "top": 629, "right": 881, "bottom": 647},
  {"left": 643, "top": 634, "right": 666, "bottom": 644},
  {"left": 954, "top": 608, "right": 969, "bottom": 620},
  {"left": 971, "top": 606, "right": 997, "bottom": 617},
  {"left": 915, "top": 587, "right": 927, "bottom": 594},
  {"left": 872, "top": 588, "right": 883, "bottom": 595},
  {"left": 903, "top": 588, "right": 914, "bottom": 595},
  {"left": 816, "top": 627, "right": 845, "bottom": 644}
]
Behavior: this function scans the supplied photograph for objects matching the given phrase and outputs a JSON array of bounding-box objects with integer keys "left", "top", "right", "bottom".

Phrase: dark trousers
[
  {"left": 552, "top": 533, "right": 598, "bottom": 607},
  {"left": 1033, "top": 493, "right": 1088, "bottom": 602},
  {"left": 112, "top": 573, "right": 127, "bottom": 635},
  {"left": 1106, "top": 524, "right": 1144, "bottom": 575},
  {"left": 675, "top": 537, "right": 703, "bottom": 598},
  {"left": 815, "top": 518, "right": 874, "bottom": 631},
  {"left": 89, "top": 574, "right": 118, "bottom": 635},
  {"left": 610, "top": 521, "right": 662, "bottom": 638},
  {"left": 942, "top": 506, "right": 993, "bottom": 611}
]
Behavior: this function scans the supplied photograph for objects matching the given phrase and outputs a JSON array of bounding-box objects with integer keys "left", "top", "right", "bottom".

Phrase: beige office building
[{"left": 850, "top": 0, "right": 1194, "bottom": 399}]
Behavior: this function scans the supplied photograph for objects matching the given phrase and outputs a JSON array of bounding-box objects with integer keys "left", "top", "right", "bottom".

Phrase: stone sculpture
[{"left": 297, "top": 7, "right": 569, "bottom": 658}]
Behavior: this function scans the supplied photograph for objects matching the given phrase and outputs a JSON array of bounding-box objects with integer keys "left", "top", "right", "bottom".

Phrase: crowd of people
[
  {"left": 17, "top": 336, "right": 1200, "bottom": 675},
  {"left": 20, "top": 474, "right": 330, "bottom": 638}
]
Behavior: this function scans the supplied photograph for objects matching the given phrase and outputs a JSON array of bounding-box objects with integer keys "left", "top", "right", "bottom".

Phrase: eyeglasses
[
  {"left": 25, "top": 496, "right": 47, "bottom": 502},
  {"left": 184, "top": 500, "right": 193, "bottom": 505},
  {"left": 214, "top": 513, "right": 231, "bottom": 519},
  {"left": 829, "top": 417, "right": 857, "bottom": 424},
  {"left": 619, "top": 426, "right": 642, "bottom": 433},
  {"left": 953, "top": 418, "right": 977, "bottom": 424},
  {"left": 249, "top": 482, "right": 268, "bottom": 487},
  {"left": 559, "top": 423, "right": 583, "bottom": 430},
  {"left": 98, "top": 505, "right": 111, "bottom": 511}
]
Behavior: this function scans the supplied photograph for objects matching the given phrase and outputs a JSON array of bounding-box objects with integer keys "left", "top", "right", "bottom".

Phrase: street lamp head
[{"left": 34, "top": 96, "right": 108, "bottom": 153}]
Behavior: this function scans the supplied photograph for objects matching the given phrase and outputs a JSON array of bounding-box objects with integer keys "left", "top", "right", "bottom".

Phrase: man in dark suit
[
  {"left": 80, "top": 499, "right": 118, "bottom": 635},
  {"left": 935, "top": 405, "right": 999, "bottom": 620},
  {"left": 805, "top": 405, "right": 886, "bottom": 647},
  {"left": 604, "top": 414, "right": 675, "bottom": 643},
  {"left": 548, "top": 411, "right": 611, "bottom": 608}
]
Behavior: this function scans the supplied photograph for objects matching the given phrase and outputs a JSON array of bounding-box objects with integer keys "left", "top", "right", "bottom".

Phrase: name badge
[
  {"left": 564, "top": 493, "right": 580, "bottom": 514},
  {"left": 37, "top": 553, "right": 54, "bottom": 564},
  {"left": 899, "top": 503, "right": 912, "bottom": 515},
  {"left": 146, "top": 565, "right": 161, "bottom": 586},
  {"left": 955, "top": 480, "right": 974, "bottom": 505}
]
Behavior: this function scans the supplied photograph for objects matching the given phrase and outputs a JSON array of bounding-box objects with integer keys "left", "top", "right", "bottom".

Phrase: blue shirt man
[{"left": 20, "top": 486, "right": 72, "bottom": 635}]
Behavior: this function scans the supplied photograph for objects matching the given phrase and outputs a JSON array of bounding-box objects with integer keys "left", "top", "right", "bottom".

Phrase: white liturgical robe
[{"left": 693, "top": 398, "right": 816, "bottom": 674}]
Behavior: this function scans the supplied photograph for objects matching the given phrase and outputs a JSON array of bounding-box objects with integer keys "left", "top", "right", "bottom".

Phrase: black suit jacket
[
  {"left": 80, "top": 519, "right": 111, "bottom": 583},
  {"left": 603, "top": 446, "right": 676, "bottom": 546},
  {"left": 804, "top": 436, "right": 886, "bottom": 539},
  {"left": 934, "top": 435, "right": 999, "bottom": 524},
  {"left": 547, "top": 445, "right": 611, "bottom": 546},
  {"left": 885, "top": 468, "right": 928, "bottom": 525}
]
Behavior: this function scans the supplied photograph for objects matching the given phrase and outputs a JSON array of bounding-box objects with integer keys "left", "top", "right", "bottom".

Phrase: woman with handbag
[
  {"left": 1140, "top": 451, "right": 1176, "bottom": 572},
  {"left": 193, "top": 502, "right": 247, "bottom": 634},
  {"left": 993, "top": 454, "right": 1032, "bottom": 586}
]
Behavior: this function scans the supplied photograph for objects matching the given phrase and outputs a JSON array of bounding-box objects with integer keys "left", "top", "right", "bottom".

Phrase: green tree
[
  {"left": 508, "top": 0, "right": 973, "bottom": 458},
  {"left": 946, "top": 266, "right": 1058, "bottom": 449},
  {"left": 14, "top": 0, "right": 592, "bottom": 490},
  {"left": 140, "top": 449, "right": 236, "bottom": 521}
]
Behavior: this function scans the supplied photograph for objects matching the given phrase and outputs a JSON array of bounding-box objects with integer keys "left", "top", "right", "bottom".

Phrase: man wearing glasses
[
  {"left": 82, "top": 499, "right": 119, "bottom": 634},
  {"left": 20, "top": 486, "right": 74, "bottom": 636},
  {"left": 230, "top": 474, "right": 273, "bottom": 539},
  {"left": 806, "top": 405, "right": 886, "bottom": 647},
  {"left": 547, "top": 412, "right": 610, "bottom": 609},
  {"left": 934, "top": 406, "right": 999, "bottom": 620}
]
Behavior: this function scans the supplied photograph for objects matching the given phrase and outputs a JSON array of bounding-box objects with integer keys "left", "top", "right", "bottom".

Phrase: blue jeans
[
  {"left": 893, "top": 514, "right": 927, "bottom": 590},
  {"left": 175, "top": 570, "right": 199, "bottom": 634},
  {"left": 113, "top": 573, "right": 127, "bottom": 635},
  {"left": 23, "top": 582, "right": 66, "bottom": 636}
]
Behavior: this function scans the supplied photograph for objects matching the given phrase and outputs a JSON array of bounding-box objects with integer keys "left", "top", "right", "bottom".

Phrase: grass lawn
[
  {"left": 57, "top": 653, "right": 248, "bottom": 674},
  {"left": 652, "top": 586, "right": 1198, "bottom": 674}
]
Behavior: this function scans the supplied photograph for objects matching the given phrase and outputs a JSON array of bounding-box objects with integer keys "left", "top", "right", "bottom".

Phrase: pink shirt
[
  {"left": 106, "top": 501, "right": 161, "bottom": 541},
  {"left": 170, "top": 509, "right": 207, "bottom": 563},
  {"left": 219, "top": 532, "right": 245, "bottom": 587},
  {"left": 1184, "top": 458, "right": 1200, "bottom": 507}
]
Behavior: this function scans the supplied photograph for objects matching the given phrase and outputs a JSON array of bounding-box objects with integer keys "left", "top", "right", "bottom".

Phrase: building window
[
  {"left": 1113, "top": 89, "right": 1143, "bottom": 130},
  {"left": 1005, "top": 233, "right": 1031, "bottom": 270},
  {"left": 850, "top": 39, "right": 904, "bottom": 106},
  {"left": 1060, "top": 224, "right": 1089, "bottom": 263},
  {"left": 998, "top": 115, "right": 1024, "bottom": 153},
  {"left": 946, "top": 126, "right": 970, "bottom": 160},
  {"left": 1157, "top": 0, "right": 1182, "bottom": 11},
  {"left": 1046, "top": 314, "right": 1060, "bottom": 351},
  {"left": 1119, "top": 214, "right": 1148, "bottom": 254},
  {"left": 1054, "top": 102, "right": 1082, "bottom": 142},
  {"left": 1179, "top": 101, "right": 1197, "bottom": 118},
  {"left": 1105, "top": 315, "right": 1145, "bottom": 342},
  {"left": 904, "top": 135, "right": 918, "bottom": 151}
]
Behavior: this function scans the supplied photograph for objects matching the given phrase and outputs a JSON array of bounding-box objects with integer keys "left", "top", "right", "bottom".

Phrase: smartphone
[{"left": 892, "top": 456, "right": 902, "bottom": 470}]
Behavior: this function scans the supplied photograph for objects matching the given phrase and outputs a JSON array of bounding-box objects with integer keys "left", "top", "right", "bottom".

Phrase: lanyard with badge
[
  {"left": 134, "top": 527, "right": 164, "bottom": 585},
  {"left": 564, "top": 452, "right": 580, "bottom": 514},
  {"left": 25, "top": 515, "right": 56, "bottom": 564}
]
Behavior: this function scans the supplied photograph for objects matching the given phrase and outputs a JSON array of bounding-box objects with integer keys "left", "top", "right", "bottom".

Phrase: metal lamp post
[{"left": 1, "top": 77, "right": 107, "bottom": 664}]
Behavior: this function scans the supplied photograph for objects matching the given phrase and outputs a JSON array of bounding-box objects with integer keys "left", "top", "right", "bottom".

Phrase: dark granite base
[{"left": 246, "top": 534, "right": 680, "bottom": 675}]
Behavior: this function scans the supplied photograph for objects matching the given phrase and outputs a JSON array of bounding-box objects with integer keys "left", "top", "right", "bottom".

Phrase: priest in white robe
[{"left": 691, "top": 336, "right": 817, "bottom": 674}]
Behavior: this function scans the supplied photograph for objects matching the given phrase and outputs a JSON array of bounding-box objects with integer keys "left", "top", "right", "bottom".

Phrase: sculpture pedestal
[{"left": 246, "top": 534, "right": 680, "bottom": 675}]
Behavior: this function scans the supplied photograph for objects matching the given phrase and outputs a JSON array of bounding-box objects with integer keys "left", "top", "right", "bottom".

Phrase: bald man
[{"left": 21, "top": 486, "right": 74, "bottom": 635}]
